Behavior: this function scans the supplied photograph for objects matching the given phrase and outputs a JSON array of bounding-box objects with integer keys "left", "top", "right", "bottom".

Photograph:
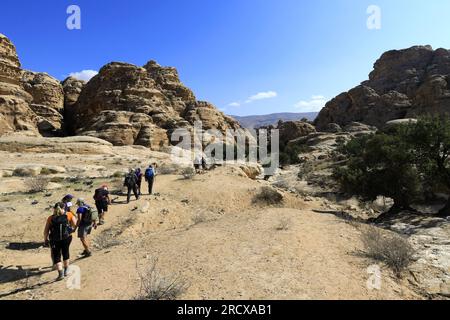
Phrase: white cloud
[
  {"left": 245, "top": 91, "right": 277, "bottom": 103},
  {"left": 227, "top": 90, "right": 277, "bottom": 109},
  {"left": 228, "top": 102, "right": 241, "bottom": 107},
  {"left": 69, "top": 70, "right": 98, "bottom": 82},
  {"left": 294, "top": 95, "right": 327, "bottom": 112}
]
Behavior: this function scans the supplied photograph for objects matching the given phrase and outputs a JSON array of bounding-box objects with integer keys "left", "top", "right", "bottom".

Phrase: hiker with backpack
[
  {"left": 62, "top": 194, "right": 75, "bottom": 213},
  {"left": 144, "top": 164, "right": 156, "bottom": 195},
  {"left": 124, "top": 169, "right": 139, "bottom": 204},
  {"left": 75, "top": 198, "right": 98, "bottom": 257},
  {"left": 44, "top": 202, "right": 78, "bottom": 281},
  {"left": 93, "top": 185, "right": 111, "bottom": 226},
  {"left": 135, "top": 168, "right": 143, "bottom": 196}
]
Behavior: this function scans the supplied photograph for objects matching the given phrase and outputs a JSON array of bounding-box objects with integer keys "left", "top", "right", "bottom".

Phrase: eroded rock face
[
  {"left": 316, "top": 46, "right": 450, "bottom": 130},
  {"left": 73, "top": 61, "right": 240, "bottom": 149},
  {"left": 21, "top": 71, "right": 65, "bottom": 135},
  {"left": 21, "top": 71, "right": 64, "bottom": 111},
  {"left": 62, "top": 76, "right": 85, "bottom": 134},
  {"left": 0, "top": 34, "right": 37, "bottom": 135},
  {"left": 277, "top": 120, "right": 316, "bottom": 146}
]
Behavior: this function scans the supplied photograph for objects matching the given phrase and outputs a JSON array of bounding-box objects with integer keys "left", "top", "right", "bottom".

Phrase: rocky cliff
[
  {"left": 72, "top": 61, "right": 240, "bottom": 149},
  {"left": 0, "top": 34, "right": 240, "bottom": 149},
  {"left": 315, "top": 46, "right": 450, "bottom": 130},
  {"left": 0, "top": 34, "right": 36, "bottom": 135},
  {"left": 21, "top": 70, "right": 65, "bottom": 135}
]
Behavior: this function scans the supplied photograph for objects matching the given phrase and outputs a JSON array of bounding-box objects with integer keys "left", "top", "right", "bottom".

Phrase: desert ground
[{"left": 0, "top": 140, "right": 428, "bottom": 300}]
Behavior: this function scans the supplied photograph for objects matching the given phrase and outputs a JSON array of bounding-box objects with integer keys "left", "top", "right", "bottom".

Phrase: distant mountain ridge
[{"left": 231, "top": 112, "right": 318, "bottom": 128}]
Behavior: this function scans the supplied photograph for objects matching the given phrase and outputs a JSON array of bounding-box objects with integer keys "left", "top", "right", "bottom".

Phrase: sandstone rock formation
[
  {"left": 277, "top": 120, "right": 316, "bottom": 146},
  {"left": 316, "top": 46, "right": 450, "bottom": 130},
  {"left": 0, "top": 132, "right": 114, "bottom": 155},
  {"left": 0, "top": 34, "right": 241, "bottom": 150},
  {"left": 21, "top": 71, "right": 65, "bottom": 135},
  {"left": 62, "top": 76, "right": 85, "bottom": 134},
  {"left": 73, "top": 61, "right": 240, "bottom": 149},
  {"left": 0, "top": 34, "right": 37, "bottom": 135}
]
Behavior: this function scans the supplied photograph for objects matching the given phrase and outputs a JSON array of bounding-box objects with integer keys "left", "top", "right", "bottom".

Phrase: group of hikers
[{"left": 43, "top": 163, "right": 157, "bottom": 281}]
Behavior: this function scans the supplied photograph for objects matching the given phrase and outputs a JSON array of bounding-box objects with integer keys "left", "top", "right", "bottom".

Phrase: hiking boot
[
  {"left": 63, "top": 267, "right": 69, "bottom": 277},
  {"left": 56, "top": 270, "right": 65, "bottom": 281},
  {"left": 81, "top": 250, "right": 92, "bottom": 257}
]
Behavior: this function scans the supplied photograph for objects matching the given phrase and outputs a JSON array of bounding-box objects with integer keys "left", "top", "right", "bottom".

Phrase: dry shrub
[
  {"left": 181, "top": 167, "right": 196, "bottom": 180},
  {"left": 112, "top": 171, "right": 124, "bottom": 178},
  {"left": 135, "top": 257, "right": 189, "bottom": 300},
  {"left": 276, "top": 217, "right": 292, "bottom": 231},
  {"left": 25, "top": 177, "right": 50, "bottom": 193},
  {"left": 191, "top": 211, "right": 207, "bottom": 225},
  {"left": 272, "top": 178, "right": 291, "bottom": 190},
  {"left": 253, "top": 187, "right": 283, "bottom": 205},
  {"left": 93, "top": 229, "right": 122, "bottom": 250},
  {"left": 158, "top": 163, "right": 183, "bottom": 175},
  {"left": 361, "top": 226, "right": 415, "bottom": 277}
]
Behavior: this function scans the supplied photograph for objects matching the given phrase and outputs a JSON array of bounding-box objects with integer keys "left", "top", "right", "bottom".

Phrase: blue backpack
[{"left": 145, "top": 167, "right": 154, "bottom": 179}]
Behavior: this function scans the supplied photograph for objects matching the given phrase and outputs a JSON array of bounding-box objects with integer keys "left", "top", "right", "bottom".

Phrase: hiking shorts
[
  {"left": 95, "top": 200, "right": 108, "bottom": 214},
  {"left": 50, "top": 236, "right": 72, "bottom": 264},
  {"left": 77, "top": 223, "right": 92, "bottom": 239}
]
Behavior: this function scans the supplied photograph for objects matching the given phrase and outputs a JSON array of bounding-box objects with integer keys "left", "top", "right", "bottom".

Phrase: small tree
[
  {"left": 334, "top": 132, "right": 423, "bottom": 219},
  {"left": 406, "top": 116, "right": 450, "bottom": 216}
]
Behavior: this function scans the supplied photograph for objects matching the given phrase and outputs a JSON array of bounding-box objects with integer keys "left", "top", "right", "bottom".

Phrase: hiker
[
  {"left": 61, "top": 194, "right": 75, "bottom": 213},
  {"left": 135, "top": 168, "right": 143, "bottom": 195},
  {"left": 75, "top": 198, "right": 98, "bottom": 257},
  {"left": 194, "top": 155, "right": 202, "bottom": 173},
  {"left": 93, "top": 185, "right": 111, "bottom": 225},
  {"left": 44, "top": 202, "right": 77, "bottom": 281},
  {"left": 124, "top": 169, "right": 139, "bottom": 203},
  {"left": 144, "top": 164, "right": 156, "bottom": 195}
]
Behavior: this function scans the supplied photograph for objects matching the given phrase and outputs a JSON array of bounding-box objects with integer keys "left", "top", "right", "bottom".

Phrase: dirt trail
[{"left": 0, "top": 167, "right": 421, "bottom": 300}]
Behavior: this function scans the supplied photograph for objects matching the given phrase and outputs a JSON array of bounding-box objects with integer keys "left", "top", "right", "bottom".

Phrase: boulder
[
  {"left": 315, "top": 46, "right": 450, "bottom": 130},
  {"left": 277, "top": 120, "right": 316, "bottom": 145},
  {"left": 0, "top": 133, "right": 114, "bottom": 154},
  {"left": 385, "top": 118, "right": 418, "bottom": 127}
]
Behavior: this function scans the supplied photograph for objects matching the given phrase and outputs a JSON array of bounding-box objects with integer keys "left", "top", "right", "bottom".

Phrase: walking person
[
  {"left": 61, "top": 194, "right": 75, "bottom": 213},
  {"left": 93, "top": 185, "right": 110, "bottom": 226},
  {"left": 135, "top": 168, "right": 143, "bottom": 196},
  {"left": 75, "top": 198, "right": 98, "bottom": 257},
  {"left": 194, "top": 155, "right": 202, "bottom": 173},
  {"left": 144, "top": 164, "right": 156, "bottom": 195},
  {"left": 124, "top": 169, "right": 139, "bottom": 203},
  {"left": 44, "top": 202, "right": 77, "bottom": 281}
]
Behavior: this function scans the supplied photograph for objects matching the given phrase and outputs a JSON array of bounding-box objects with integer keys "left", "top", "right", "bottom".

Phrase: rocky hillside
[
  {"left": 315, "top": 46, "right": 450, "bottom": 130},
  {"left": 0, "top": 34, "right": 239, "bottom": 148},
  {"left": 0, "top": 34, "right": 37, "bottom": 135},
  {"left": 73, "top": 61, "right": 239, "bottom": 149},
  {"left": 233, "top": 112, "right": 318, "bottom": 129}
]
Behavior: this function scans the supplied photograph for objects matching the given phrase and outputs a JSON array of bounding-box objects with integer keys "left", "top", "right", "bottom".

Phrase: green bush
[{"left": 335, "top": 116, "right": 450, "bottom": 218}]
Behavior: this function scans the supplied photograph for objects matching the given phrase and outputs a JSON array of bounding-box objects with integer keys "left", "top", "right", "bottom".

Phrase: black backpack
[
  {"left": 50, "top": 214, "right": 71, "bottom": 241},
  {"left": 124, "top": 173, "right": 136, "bottom": 187}
]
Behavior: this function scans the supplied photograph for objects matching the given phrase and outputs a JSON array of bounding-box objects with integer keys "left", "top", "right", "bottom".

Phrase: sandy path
[{"left": 0, "top": 169, "right": 421, "bottom": 300}]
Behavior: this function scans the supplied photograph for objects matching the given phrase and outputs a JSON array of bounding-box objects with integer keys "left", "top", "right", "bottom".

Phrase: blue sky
[{"left": 1, "top": 0, "right": 450, "bottom": 116}]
